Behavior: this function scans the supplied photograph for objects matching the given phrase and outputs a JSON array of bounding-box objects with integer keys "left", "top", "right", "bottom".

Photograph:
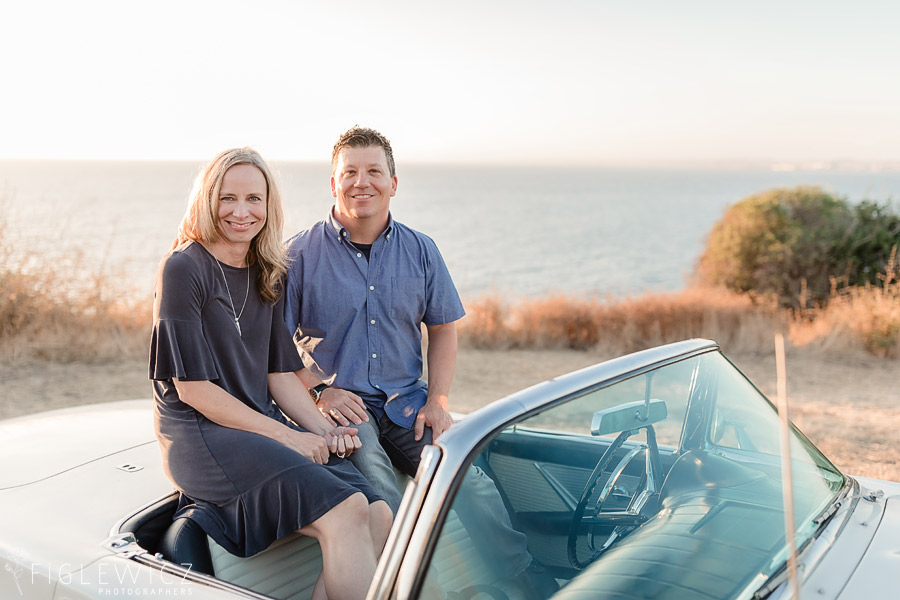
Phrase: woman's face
[{"left": 216, "top": 164, "right": 267, "bottom": 246}]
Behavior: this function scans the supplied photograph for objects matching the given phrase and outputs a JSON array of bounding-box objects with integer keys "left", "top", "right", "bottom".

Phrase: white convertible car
[{"left": 2, "top": 339, "right": 899, "bottom": 599}]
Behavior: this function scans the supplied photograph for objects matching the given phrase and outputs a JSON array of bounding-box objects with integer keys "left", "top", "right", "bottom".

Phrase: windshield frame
[{"left": 390, "top": 340, "right": 849, "bottom": 599}]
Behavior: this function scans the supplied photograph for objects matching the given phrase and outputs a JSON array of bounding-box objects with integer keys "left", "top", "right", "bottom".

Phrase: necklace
[{"left": 213, "top": 257, "right": 250, "bottom": 336}]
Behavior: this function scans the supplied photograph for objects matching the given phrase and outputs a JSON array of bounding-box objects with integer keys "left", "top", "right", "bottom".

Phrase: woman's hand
[
  {"left": 281, "top": 429, "right": 332, "bottom": 464},
  {"left": 324, "top": 426, "right": 362, "bottom": 459}
]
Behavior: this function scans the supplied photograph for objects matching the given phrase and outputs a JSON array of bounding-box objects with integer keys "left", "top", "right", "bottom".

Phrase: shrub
[
  {"left": 696, "top": 186, "right": 900, "bottom": 309},
  {"left": 845, "top": 200, "right": 900, "bottom": 287}
]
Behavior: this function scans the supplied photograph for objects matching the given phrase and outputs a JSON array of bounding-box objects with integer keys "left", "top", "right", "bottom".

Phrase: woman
[{"left": 150, "top": 148, "right": 392, "bottom": 600}]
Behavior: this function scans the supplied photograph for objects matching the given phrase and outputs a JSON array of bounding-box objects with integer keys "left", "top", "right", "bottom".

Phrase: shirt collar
[{"left": 326, "top": 208, "right": 395, "bottom": 244}]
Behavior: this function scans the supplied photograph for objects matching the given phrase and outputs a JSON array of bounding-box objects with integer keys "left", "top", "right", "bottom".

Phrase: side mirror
[{"left": 591, "top": 399, "right": 668, "bottom": 436}]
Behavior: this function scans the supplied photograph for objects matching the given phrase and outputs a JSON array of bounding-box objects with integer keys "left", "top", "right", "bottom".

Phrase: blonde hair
[{"left": 175, "top": 147, "right": 287, "bottom": 303}]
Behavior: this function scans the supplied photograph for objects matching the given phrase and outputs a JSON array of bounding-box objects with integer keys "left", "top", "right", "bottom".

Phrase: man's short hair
[{"left": 332, "top": 126, "right": 396, "bottom": 177}]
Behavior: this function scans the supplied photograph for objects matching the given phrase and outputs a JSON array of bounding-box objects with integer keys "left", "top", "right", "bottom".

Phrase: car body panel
[
  {"left": 0, "top": 401, "right": 172, "bottom": 600},
  {"left": 794, "top": 477, "right": 900, "bottom": 599},
  {"left": 0, "top": 400, "right": 156, "bottom": 489},
  {"left": 838, "top": 493, "right": 900, "bottom": 597}
]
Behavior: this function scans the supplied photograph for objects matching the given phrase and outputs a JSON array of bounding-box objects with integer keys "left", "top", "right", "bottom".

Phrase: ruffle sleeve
[
  {"left": 149, "top": 318, "right": 220, "bottom": 381},
  {"left": 149, "top": 247, "right": 221, "bottom": 382}
]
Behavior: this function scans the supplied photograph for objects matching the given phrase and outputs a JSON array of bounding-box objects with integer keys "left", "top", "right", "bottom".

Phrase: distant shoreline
[{"left": 4, "top": 157, "right": 900, "bottom": 172}]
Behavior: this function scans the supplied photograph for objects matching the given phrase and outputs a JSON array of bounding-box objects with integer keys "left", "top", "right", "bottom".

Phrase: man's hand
[
  {"left": 317, "top": 387, "right": 370, "bottom": 427},
  {"left": 323, "top": 426, "right": 362, "bottom": 458},
  {"left": 415, "top": 396, "right": 454, "bottom": 442}
]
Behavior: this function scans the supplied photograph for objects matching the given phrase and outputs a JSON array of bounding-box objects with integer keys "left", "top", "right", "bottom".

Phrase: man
[{"left": 283, "top": 127, "right": 557, "bottom": 597}]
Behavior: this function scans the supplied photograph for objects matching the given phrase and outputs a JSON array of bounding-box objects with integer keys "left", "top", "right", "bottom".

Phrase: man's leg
[{"left": 346, "top": 411, "right": 404, "bottom": 514}]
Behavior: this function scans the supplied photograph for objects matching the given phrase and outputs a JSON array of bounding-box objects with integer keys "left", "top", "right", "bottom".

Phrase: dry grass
[
  {"left": 3, "top": 260, "right": 898, "bottom": 365},
  {"left": 0, "top": 216, "right": 150, "bottom": 363},
  {"left": 791, "top": 248, "right": 900, "bottom": 358},
  {"left": 459, "top": 282, "right": 900, "bottom": 359},
  {"left": 0, "top": 267, "right": 150, "bottom": 362}
]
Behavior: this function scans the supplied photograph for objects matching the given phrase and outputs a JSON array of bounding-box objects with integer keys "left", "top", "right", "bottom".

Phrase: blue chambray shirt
[{"left": 283, "top": 211, "right": 466, "bottom": 429}]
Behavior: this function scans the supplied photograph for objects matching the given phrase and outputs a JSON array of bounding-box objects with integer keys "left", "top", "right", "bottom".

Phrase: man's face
[{"left": 331, "top": 145, "right": 397, "bottom": 224}]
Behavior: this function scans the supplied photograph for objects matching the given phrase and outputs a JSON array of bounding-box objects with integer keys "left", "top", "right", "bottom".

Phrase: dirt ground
[{"left": 1, "top": 346, "right": 898, "bottom": 481}]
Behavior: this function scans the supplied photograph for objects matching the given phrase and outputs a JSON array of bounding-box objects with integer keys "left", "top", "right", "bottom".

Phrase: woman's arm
[
  {"left": 269, "top": 372, "right": 362, "bottom": 457},
  {"left": 174, "top": 379, "right": 331, "bottom": 464},
  {"left": 268, "top": 372, "right": 334, "bottom": 434}
]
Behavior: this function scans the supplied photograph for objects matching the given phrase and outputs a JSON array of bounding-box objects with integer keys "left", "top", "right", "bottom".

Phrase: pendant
[{"left": 235, "top": 319, "right": 242, "bottom": 337}]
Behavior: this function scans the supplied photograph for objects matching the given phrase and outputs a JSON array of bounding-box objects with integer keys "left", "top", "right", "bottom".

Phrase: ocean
[{"left": 2, "top": 160, "right": 899, "bottom": 301}]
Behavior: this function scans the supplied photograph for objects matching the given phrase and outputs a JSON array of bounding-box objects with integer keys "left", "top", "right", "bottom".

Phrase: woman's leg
[
  {"left": 299, "top": 492, "right": 379, "bottom": 600},
  {"left": 310, "top": 573, "right": 326, "bottom": 600},
  {"left": 369, "top": 499, "right": 394, "bottom": 554}
]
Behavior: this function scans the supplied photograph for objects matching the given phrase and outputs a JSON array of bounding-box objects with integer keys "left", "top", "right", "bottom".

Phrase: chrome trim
[
  {"left": 116, "top": 462, "right": 144, "bottom": 473},
  {"left": 369, "top": 446, "right": 442, "bottom": 600},
  {"left": 534, "top": 462, "right": 580, "bottom": 511},
  {"left": 101, "top": 532, "right": 141, "bottom": 557},
  {"left": 599, "top": 444, "right": 645, "bottom": 507},
  {"left": 109, "top": 489, "right": 180, "bottom": 539},
  {"left": 438, "top": 339, "right": 719, "bottom": 461},
  {"left": 394, "top": 445, "right": 466, "bottom": 599}
]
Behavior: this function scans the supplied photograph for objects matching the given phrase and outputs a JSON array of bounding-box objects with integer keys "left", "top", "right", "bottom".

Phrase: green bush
[
  {"left": 846, "top": 200, "right": 900, "bottom": 286},
  {"left": 696, "top": 186, "right": 900, "bottom": 309}
]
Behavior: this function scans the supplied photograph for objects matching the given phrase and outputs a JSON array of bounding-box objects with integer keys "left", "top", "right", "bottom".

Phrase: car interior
[{"left": 117, "top": 471, "right": 481, "bottom": 600}]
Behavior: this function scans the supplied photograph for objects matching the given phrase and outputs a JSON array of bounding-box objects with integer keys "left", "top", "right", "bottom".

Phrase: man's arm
[
  {"left": 293, "top": 370, "right": 370, "bottom": 427},
  {"left": 416, "top": 321, "right": 458, "bottom": 442}
]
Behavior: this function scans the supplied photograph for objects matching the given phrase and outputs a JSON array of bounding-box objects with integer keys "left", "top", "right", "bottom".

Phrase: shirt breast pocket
[{"left": 390, "top": 276, "right": 426, "bottom": 322}]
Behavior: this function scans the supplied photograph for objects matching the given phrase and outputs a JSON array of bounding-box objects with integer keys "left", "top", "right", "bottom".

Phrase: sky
[{"left": 1, "top": 0, "right": 899, "bottom": 165}]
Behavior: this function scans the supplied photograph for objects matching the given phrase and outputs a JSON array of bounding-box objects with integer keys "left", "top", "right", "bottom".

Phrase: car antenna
[{"left": 775, "top": 333, "right": 800, "bottom": 598}]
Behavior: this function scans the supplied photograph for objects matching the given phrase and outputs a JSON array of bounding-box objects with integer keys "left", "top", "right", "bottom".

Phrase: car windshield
[{"left": 420, "top": 349, "right": 845, "bottom": 599}]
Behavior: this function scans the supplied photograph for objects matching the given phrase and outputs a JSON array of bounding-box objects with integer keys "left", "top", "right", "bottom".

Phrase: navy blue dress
[{"left": 150, "top": 241, "right": 380, "bottom": 557}]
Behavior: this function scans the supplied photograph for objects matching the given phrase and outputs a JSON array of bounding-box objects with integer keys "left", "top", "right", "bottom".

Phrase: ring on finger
[
  {"left": 329, "top": 408, "right": 340, "bottom": 418},
  {"left": 337, "top": 451, "right": 346, "bottom": 459}
]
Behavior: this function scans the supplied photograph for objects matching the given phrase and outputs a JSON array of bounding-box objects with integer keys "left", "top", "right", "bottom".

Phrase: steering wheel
[{"left": 567, "top": 426, "right": 662, "bottom": 570}]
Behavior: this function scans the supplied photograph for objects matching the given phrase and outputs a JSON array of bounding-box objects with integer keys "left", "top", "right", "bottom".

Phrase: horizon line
[{"left": 3, "top": 157, "right": 900, "bottom": 172}]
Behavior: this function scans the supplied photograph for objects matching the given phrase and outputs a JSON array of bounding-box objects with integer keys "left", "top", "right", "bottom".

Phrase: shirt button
[
  {"left": 370, "top": 319, "right": 376, "bottom": 324},
  {"left": 357, "top": 252, "right": 362, "bottom": 258},
  {"left": 372, "top": 353, "right": 377, "bottom": 359},
  {"left": 369, "top": 285, "right": 375, "bottom": 290}
]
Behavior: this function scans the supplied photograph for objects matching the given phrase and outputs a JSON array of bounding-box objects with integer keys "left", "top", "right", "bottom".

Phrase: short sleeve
[
  {"left": 149, "top": 250, "right": 219, "bottom": 382},
  {"left": 269, "top": 290, "right": 304, "bottom": 374},
  {"left": 282, "top": 238, "right": 304, "bottom": 340},
  {"left": 422, "top": 236, "right": 466, "bottom": 326}
]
